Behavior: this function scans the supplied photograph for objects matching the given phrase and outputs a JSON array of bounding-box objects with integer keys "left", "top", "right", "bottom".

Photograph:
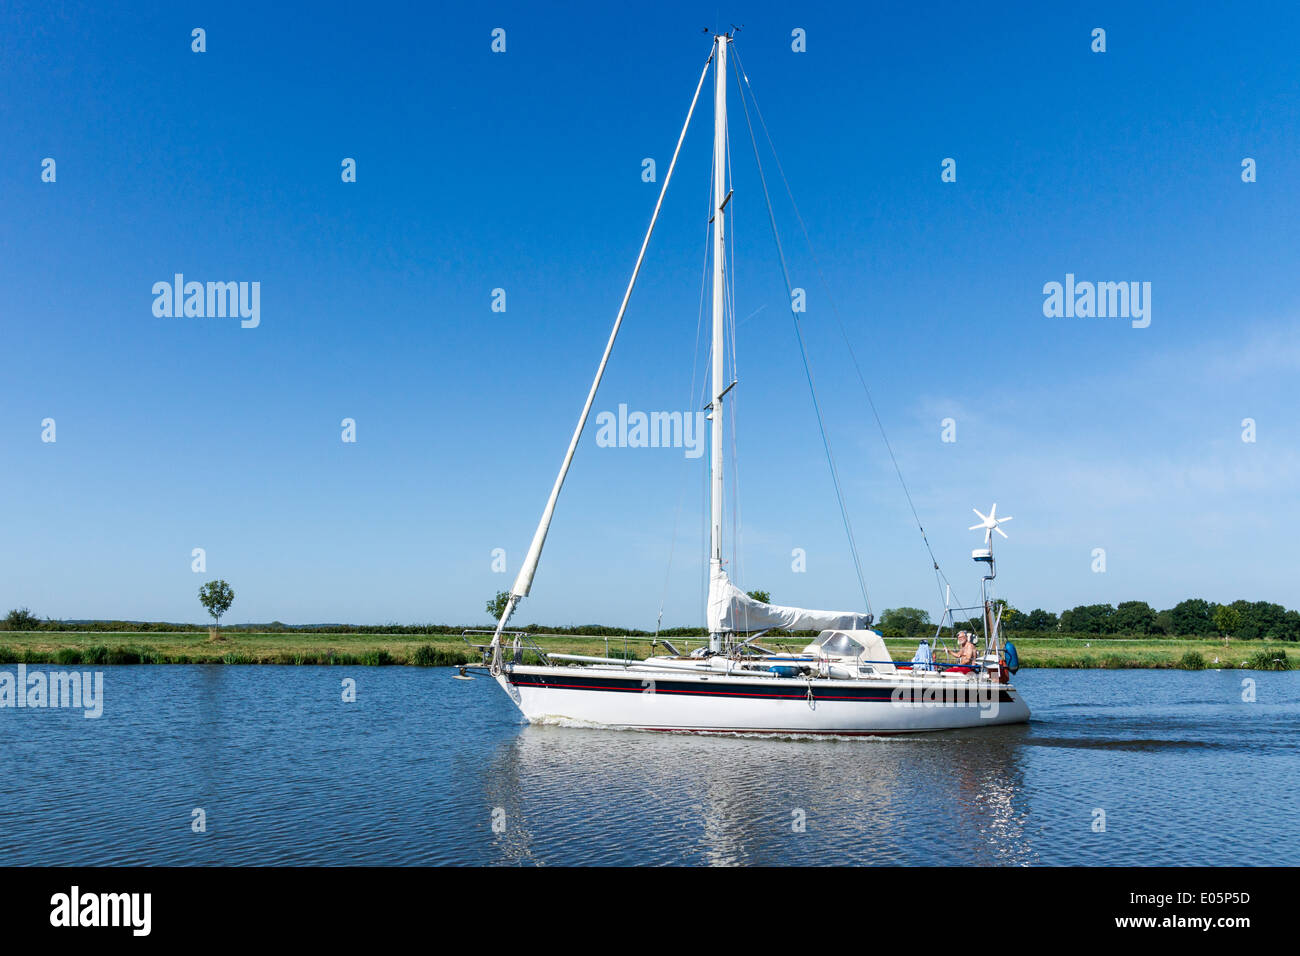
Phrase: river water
[{"left": 2, "top": 666, "right": 1296, "bottom": 865}]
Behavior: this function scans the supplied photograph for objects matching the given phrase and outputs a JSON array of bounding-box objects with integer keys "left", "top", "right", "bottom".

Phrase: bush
[
  {"left": 1249, "top": 648, "right": 1292, "bottom": 671},
  {"left": 1178, "top": 651, "right": 1206, "bottom": 670},
  {"left": 410, "top": 644, "right": 437, "bottom": 666},
  {"left": 1, "top": 608, "right": 41, "bottom": 631},
  {"left": 54, "top": 648, "right": 82, "bottom": 666},
  {"left": 83, "top": 645, "right": 109, "bottom": 665},
  {"left": 361, "top": 649, "right": 394, "bottom": 666}
]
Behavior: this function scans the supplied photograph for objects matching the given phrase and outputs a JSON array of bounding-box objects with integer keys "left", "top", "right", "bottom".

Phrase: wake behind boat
[{"left": 465, "top": 32, "right": 1030, "bottom": 735}]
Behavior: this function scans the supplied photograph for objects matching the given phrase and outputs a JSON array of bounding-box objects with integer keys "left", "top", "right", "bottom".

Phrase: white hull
[{"left": 497, "top": 664, "right": 1030, "bottom": 735}]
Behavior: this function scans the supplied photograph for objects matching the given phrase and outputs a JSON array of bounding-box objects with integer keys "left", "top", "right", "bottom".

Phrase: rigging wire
[
  {"left": 698, "top": 124, "right": 722, "bottom": 624},
  {"left": 723, "top": 109, "right": 745, "bottom": 625},
  {"left": 724, "top": 114, "right": 753, "bottom": 636},
  {"left": 730, "top": 57, "right": 872, "bottom": 618},
  {"left": 731, "top": 46, "right": 964, "bottom": 614},
  {"left": 655, "top": 136, "right": 718, "bottom": 640}
]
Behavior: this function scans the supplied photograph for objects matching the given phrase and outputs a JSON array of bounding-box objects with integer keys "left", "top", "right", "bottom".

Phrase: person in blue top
[{"left": 911, "top": 638, "right": 934, "bottom": 671}]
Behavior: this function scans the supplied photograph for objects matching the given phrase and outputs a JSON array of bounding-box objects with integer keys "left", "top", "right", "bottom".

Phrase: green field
[{"left": 0, "top": 631, "right": 1292, "bottom": 670}]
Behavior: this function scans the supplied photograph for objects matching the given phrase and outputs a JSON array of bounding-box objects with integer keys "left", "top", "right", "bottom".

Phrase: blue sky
[{"left": 2, "top": 1, "right": 1298, "bottom": 627}]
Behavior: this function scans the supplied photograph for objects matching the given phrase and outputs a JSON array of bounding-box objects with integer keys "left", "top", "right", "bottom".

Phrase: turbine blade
[{"left": 995, "top": 526, "right": 1008, "bottom": 539}]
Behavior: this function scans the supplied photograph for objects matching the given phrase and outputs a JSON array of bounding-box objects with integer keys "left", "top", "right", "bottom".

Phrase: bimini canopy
[{"left": 706, "top": 567, "right": 871, "bottom": 634}]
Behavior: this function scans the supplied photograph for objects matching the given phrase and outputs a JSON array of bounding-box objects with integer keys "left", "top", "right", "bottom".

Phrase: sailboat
[{"left": 468, "top": 32, "right": 1030, "bottom": 734}]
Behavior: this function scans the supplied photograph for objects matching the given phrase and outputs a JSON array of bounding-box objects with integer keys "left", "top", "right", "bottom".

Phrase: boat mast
[{"left": 708, "top": 32, "right": 730, "bottom": 654}]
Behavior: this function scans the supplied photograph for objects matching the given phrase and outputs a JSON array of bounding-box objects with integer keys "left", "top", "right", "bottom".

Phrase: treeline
[
  {"left": 0, "top": 609, "right": 725, "bottom": 638},
  {"left": 1005, "top": 598, "right": 1300, "bottom": 640},
  {"left": 869, "top": 599, "right": 1300, "bottom": 641},
  {"left": 7, "top": 598, "right": 1298, "bottom": 641}
]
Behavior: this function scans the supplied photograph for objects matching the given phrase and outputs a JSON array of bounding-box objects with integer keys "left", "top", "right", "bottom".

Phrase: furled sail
[{"left": 706, "top": 567, "right": 871, "bottom": 634}]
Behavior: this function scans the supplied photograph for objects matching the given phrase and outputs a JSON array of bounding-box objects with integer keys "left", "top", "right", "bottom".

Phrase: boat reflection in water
[{"left": 478, "top": 722, "right": 1038, "bottom": 866}]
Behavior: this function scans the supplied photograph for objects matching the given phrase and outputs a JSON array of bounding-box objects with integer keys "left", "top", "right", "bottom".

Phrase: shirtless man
[
  {"left": 956, "top": 632, "right": 979, "bottom": 666},
  {"left": 946, "top": 631, "right": 978, "bottom": 667}
]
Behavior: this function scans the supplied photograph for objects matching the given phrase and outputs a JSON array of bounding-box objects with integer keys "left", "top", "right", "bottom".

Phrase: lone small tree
[
  {"left": 746, "top": 589, "right": 771, "bottom": 604},
  {"left": 199, "top": 580, "right": 235, "bottom": 637},
  {"left": 486, "top": 589, "right": 511, "bottom": 622}
]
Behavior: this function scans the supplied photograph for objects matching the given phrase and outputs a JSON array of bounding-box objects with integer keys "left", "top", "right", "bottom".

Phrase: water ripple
[{"left": 1, "top": 666, "right": 1296, "bottom": 865}]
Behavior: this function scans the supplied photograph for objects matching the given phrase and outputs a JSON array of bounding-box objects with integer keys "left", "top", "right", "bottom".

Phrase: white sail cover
[{"left": 707, "top": 567, "right": 871, "bottom": 633}]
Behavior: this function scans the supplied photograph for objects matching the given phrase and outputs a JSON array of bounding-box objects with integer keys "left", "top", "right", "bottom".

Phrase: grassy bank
[
  {"left": 991, "top": 637, "right": 1293, "bottom": 670},
  {"left": 0, "top": 632, "right": 1293, "bottom": 670}
]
